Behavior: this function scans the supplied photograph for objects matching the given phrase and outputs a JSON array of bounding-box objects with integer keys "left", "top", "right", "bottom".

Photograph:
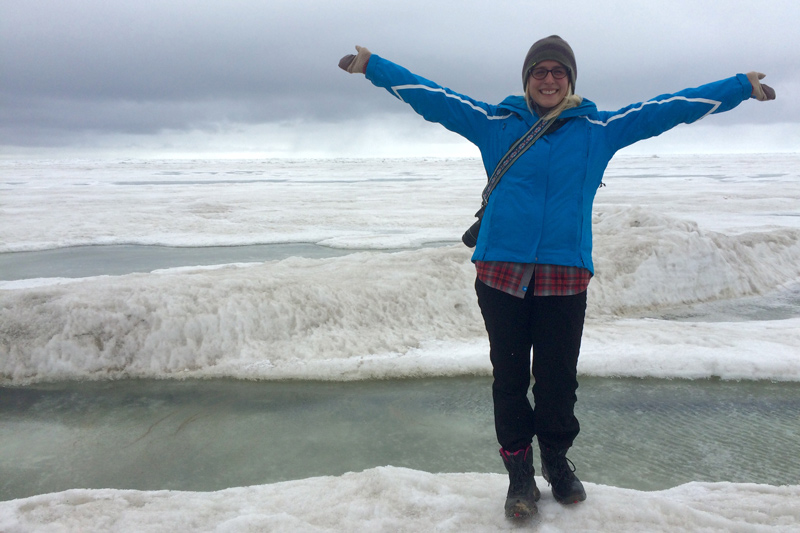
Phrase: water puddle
[
  {"left": 2, "top": 376, "right": 798, "bottom": 501},
  {"left": 647, "top": 283, "right": 800, "bottom": 322},
  {"left": 0, "top": 243, "right": 455, "bottom": 281},
  {"left": 0, "top": 244, "right": 359, "bottom": 281}
]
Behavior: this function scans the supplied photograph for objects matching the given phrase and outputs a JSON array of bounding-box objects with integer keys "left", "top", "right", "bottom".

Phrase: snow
[
  {"left": 1, "top": 154, "right": 799, "bottom": 531},
  {"left": 1, "top": 468, "right": 798, "bottom": 532}
]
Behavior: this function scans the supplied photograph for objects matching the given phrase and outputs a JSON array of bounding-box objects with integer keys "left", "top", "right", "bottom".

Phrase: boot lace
[
  {"left": 544, "top": 449, "right": 577, "bottom": 483},
  {"left": 553, "top": 456, "right": 577, "bottom": 480}
]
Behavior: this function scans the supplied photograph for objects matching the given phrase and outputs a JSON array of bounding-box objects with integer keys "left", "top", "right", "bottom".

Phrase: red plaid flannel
[{"left": 476, "top": 261, "right": 591, "bottom": 298}]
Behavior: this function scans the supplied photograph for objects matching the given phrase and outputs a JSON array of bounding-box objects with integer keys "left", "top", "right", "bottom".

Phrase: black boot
[
  {"left": 499, "top": 445, "right": 540, "bottom": 519},
  {"left": 539, "top": 443, "right": 586, "bottom": 504}
]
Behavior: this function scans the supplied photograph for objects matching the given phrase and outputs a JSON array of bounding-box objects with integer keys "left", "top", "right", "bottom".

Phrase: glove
[
  {"left": 746, "top": 72, "right": 776, "bottom": 101},
  {"left": 338, "top": 45, "right": 371, "bottom": 74}
]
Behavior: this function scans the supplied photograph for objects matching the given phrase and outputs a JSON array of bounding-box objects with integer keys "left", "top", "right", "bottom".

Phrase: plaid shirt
[{"left": 476, "top": 261, "right": 591, "bottom": 299}]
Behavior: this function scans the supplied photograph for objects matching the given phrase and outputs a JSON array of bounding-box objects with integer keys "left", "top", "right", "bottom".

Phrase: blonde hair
[{"left": 525, "top": 83, "right": 583, "bottom": 121}]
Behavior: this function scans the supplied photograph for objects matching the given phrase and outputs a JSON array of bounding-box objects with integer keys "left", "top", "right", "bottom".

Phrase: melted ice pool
[{"left": 2, "top": 376, "right": 798, "bottom": 501}]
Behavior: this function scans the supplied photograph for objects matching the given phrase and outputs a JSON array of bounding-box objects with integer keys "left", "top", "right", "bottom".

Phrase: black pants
[{"left": 475, "top": 277, "right": 587, "bottom": 452}]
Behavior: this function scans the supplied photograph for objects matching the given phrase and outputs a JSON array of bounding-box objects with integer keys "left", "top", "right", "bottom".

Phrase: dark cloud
[{"left": 1, "top": 0, "right": 798, "bottom": 156}]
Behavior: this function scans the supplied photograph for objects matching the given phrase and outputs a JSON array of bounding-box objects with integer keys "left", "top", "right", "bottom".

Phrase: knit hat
[{"left": 522, "top": 35, "right": 577, "bottom": 90}]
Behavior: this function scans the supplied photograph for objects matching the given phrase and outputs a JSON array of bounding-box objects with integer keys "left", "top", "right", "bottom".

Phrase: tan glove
[
  {"left": 338, "top": 46, "right": 371, "bottom": 74},
  {"left": 747, "top": 72, "right": 776, "bottom": 101}
]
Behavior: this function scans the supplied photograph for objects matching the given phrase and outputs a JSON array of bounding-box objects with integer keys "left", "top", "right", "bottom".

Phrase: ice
[
  {"left": 1, "top": 154, "right": 799, "bottom": 530},
  {"left": 1, "top": 468, "right": 798, "bottom": 532},
  {"left": 3, "top": 242, "right": 800, "bottom": 384}
]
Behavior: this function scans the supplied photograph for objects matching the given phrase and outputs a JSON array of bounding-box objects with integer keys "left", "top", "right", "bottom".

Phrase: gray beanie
[{"left": 522, "top": 35, "right": 577, "bottom": 90}]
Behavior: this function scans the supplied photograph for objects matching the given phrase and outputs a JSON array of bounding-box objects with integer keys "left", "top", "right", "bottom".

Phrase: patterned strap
[{"left": 480, "top": 118, "right": 553, "bottom": 206}]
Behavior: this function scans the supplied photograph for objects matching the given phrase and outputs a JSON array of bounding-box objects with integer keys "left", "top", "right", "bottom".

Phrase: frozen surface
[
  {"left": 2, "top": 155, "right": 800, "bottom": 254},
  {"left": 1, "top": 468, "right": 798, "bottom": 533},
  {"left": 1, "top": 155, "right": 799, "bottom": 530},
  {"left": 2, "top": 155, "right": 800, "bottom": 385},
  {"left": 2, "top": 244, "right": 800, "bottom": 384}
]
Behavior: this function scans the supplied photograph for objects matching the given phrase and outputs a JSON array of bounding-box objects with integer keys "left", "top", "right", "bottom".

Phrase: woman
[{"left": 339, "top": 35, "right": 775, "bottom": 519}]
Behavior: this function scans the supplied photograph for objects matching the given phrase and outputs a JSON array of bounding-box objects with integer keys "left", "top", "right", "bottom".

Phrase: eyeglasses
[{"left": 528, "top": 66, "right": 569, "bottom": 80}]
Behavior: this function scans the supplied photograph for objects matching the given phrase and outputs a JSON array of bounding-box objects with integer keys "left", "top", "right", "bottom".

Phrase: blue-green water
[
  {"left": 0, "top": 243, "right": 456, "bottom": 281},
  {"left": 0, "top": 244, "right": 354, "bottom": 281},
  {"left": 1, "top": 376, "right": 798, "bottom": 501}
]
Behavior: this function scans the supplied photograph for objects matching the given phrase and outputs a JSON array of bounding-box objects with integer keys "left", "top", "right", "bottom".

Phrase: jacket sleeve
[
  {"left": 365, "top": 54, "right": 510, "bottom": 148},
  {"left": 591, "top": 74, "right": 753, "bottom": 153}
]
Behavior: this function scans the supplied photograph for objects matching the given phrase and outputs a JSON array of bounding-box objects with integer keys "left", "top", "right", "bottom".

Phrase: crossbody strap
[{"left": 480, "top": 117, "right": 553, "bottom": 206}]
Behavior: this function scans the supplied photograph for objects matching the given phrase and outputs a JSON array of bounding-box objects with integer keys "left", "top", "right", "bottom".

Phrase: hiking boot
[
  {"left": 499, "top": 445, "right": 540, "bottom": 519},
  {"left": 539, "top": 444, "right": 586, "bottom": 504}
]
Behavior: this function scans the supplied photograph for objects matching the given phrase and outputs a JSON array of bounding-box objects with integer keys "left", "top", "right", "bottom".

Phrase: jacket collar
[{"left": 498, "top": 95, "right": 597, "bottom": 121}]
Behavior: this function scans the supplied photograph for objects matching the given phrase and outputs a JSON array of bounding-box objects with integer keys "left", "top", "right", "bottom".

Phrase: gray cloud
[{"left": 1, "top": 0, "right": 798, "bottom": 156}]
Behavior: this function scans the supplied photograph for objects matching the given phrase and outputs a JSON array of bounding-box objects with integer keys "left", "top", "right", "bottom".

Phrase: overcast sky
[{"left": 1, "top": 0, "right": 798, "bottom": 159}]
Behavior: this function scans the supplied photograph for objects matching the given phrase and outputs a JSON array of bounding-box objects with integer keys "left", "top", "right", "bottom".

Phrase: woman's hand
[
  {"left": 747, "top": 72, "right": 776, "bottom": 101},
  {"left": 339, "top": 46, "right": 371, "bottom": 74}
]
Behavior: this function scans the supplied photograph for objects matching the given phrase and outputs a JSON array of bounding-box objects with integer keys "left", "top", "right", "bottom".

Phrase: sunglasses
[{"left": 528, "top": 66, "right": 569, "bottom": 80}]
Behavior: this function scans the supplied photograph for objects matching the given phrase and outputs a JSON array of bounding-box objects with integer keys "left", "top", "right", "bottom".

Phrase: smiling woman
[
  {"left": 526, "top": 61, "right": 570, "bottom": 110},
  {"left": 338, "top": 35, "right": 777, "bottom": 520},
  {"left": 521, "top": 35, "right": 582, "bottom": 120}
]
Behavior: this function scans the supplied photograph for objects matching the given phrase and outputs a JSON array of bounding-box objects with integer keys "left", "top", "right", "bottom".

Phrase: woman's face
[{"left": 526, "top": 60, "right": 570, "bottom": 111}]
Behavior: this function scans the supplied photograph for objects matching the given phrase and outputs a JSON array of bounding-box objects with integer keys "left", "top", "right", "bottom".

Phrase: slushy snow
[{"left": 2, "top": 467, "right": 798, "bottom": 532}]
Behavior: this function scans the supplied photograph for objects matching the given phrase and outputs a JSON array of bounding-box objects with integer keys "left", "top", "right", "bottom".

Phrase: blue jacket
[{"left": 365, "top": 55, "right": 753, "bottom": 273}]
